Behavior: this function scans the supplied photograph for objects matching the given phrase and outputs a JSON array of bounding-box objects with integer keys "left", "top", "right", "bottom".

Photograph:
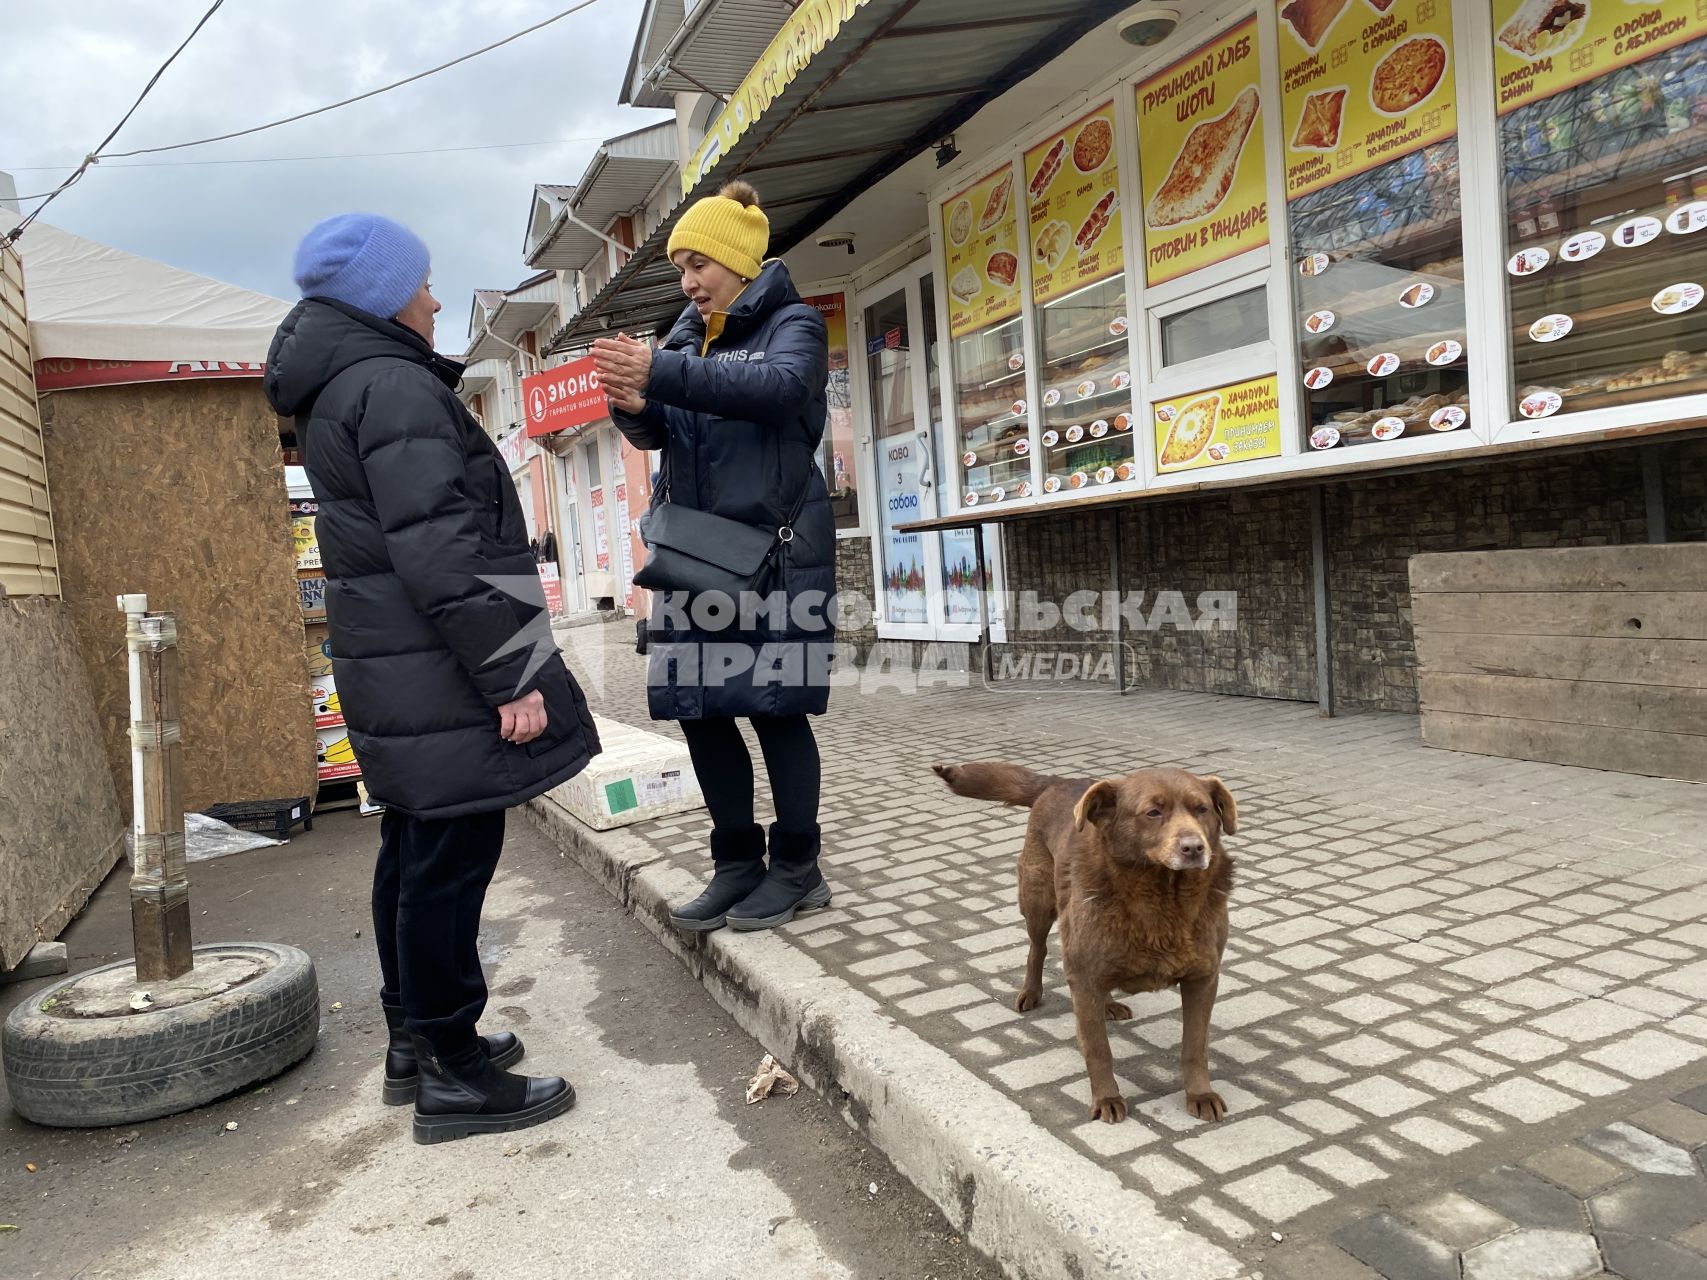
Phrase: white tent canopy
[{"left": 16, "top": 222, "right": 289, "bottom": 363}]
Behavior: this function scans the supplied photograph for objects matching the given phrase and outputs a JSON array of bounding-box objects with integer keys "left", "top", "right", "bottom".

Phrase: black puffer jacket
[
  {"left": 265, "top": 299, "right": 599, "bottom": 819},
  {"left": 615, "top": 260, "right": 835, "bottom": 721}
]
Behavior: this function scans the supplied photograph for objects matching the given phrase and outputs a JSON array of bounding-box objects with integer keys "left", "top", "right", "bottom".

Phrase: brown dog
[{"left": 932, "top": 761, "right": 1237, "bottom": 1124}]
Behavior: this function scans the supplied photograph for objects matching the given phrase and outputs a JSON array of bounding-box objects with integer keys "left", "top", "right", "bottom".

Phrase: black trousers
[
  {"left": 679, "top": 714, "right": 820, "bottom": 833},
  {"left": 373, "top": 808, "right": 505, "bottom": 1055}
]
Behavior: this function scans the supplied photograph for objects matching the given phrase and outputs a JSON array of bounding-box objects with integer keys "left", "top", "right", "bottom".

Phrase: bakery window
[
  {"left": 1280, "top": 0, "right": 1470, "bottom": 451},
  {"left": 1024, "top": 100, "right": 1135, "bottom": 495},
  {"left": 1159, "top": 286, "right": 1269, "bottom": 368},
  {"left": 1495, "top": 22, "right": 1707, "bottom": 424},
  {"left": 943, "top": 161, "right": 1030, "bottom": 508}
]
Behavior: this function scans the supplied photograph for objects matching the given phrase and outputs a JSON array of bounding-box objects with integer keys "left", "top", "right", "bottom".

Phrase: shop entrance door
[{"left": 858, "top": 259, "right": 1001, "bottom": 643}]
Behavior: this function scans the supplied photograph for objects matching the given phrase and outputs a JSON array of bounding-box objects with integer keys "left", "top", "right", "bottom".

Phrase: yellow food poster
[
  {"left": 1153, "top": 374, "right": 1282, "bottom": 473},
  {"left": 1025, "top": 102, "right": 1124, "bottom": 305},
  {"left": 943, "top": 163, "right": 1022, "bottom": 339},
  {"left": 1137, "top": 17, "right": 1268, "bottom": 287},
  {"left": 1493, "top": 0, "right": 1707, "bottom": 114},
  {"left": 289, "top": 499, "right": 320, "bottom": 571},
  {"left": 1279, "top": 0, "right": 1458, "bottom": 199}
]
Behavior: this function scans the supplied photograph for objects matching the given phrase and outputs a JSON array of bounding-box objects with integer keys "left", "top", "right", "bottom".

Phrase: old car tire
[{"left": 2, "top": 943, "right": 319, "bottom": 1128}]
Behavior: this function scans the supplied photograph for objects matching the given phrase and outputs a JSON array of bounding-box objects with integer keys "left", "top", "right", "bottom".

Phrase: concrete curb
[{"left": 525, "top": 793, "right": 1244, "bottom": 1280}]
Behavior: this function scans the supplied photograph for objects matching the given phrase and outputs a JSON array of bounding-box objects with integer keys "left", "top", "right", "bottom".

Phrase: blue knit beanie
[{"left": 292, "top": 213, "right": 430, "bottom": 319}]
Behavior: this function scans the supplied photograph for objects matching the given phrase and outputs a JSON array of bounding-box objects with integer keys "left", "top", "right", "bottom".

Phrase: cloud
[{"left": 0, "top": 0, "right": 668, "bottom": 351}]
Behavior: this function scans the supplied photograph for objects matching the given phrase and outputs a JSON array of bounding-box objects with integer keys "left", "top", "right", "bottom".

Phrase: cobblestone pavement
[{"left": 554, "top": 621, "right": 1707, "bottom": 1278}]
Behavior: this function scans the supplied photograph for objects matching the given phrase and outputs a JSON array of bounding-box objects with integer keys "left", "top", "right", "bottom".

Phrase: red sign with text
[
  {"left": 34, "top": 358, "right": 266, "bottom": 391},
  {"left": 523, "top": 356, "right": 608, "bottom": 438}
]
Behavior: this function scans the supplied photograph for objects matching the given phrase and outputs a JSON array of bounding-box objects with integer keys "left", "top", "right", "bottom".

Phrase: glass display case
[
  {"left": 1497, "top": 32, "right": 1707, "bottom": 422},
  {"left": 1037, "top": 276, "right": 1136, "bottom": 491}
]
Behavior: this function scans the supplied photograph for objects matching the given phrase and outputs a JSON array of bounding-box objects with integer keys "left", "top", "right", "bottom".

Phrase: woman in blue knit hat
[{"left": 266, "top": 213, "right": 599, "bottom": 1145}]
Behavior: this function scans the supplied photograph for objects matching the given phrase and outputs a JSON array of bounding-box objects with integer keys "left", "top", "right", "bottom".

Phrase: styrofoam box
[{"left": 547, "top": 714, "right": 704, "bottom": 830}]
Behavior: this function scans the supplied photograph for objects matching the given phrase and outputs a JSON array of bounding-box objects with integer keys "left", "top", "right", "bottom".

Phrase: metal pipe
[
  {"left": 119, "top": 593, "right": 193, "bottom": 982},
  {"left": 1110, "top": 510, "right": 1126, "bottom": 695},
  {"left": 1309, "top": 488, "right": 1336, "bottom": 718}
]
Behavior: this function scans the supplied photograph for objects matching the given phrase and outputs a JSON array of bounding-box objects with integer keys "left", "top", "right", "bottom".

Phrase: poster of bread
[
  {"left": 1153, "top": 375, "right": 1283, "bottom": 473},
  {"left": 1493, "top": 1, "right": 1706, "bottom": 114},
  {"left": 942, "top": 162, "right": 1022, "bottom": 339},
  {"left": 1279, "top": 0, "right": 1457, "bottom": 199},
  {"left": 1024, "top": 102, "right": 1124, "bottom": 306},
  {"left": 1137, "top": 17, "right": 1268, "bottom": 287}
]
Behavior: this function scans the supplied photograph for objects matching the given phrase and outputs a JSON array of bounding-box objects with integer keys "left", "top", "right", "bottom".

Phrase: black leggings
[{"left": 679, "top": 715, "right": 820, "bottom": 832}]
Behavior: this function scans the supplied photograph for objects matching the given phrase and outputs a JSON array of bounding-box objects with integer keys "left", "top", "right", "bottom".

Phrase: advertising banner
[
  {"left": 1138, "top": 17, "right": 1268, "bottom": 285},
  {"left": 1493, "top": 0, "right": 1707, "bottom": 113},
  {"left": 289, "top": 498, "right": 320, "bottom": 572},
  {"left": 1025, "top": 101, "right": 1125, "bottom": 305},
  {"left": 1279, "top": 0, "right": 1458, "bottom": 199},
  {"left": 523, "top": 355, "right": 608, "bottom": 438},
  {"left": 32, "top": 358, "right": 265, "bottom": 391},
  {"left": 1153, "top": 374, "right": 1283, "bottom": 472},
  {"left": 682, "top": 0, "right": 874, "bottom": 192},
  {"left": 942, "top": 163, "right": 1022, "bottom": 339}
]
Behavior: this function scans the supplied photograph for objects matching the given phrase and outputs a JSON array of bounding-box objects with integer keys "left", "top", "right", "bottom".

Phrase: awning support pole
[
  {"left": 1643, "top": 445, "right": 1668, "bottom": 544},
  {"left": 1110, "top": 509, "right": 1126, "bottom": 696},
  {"left": 1310, "top": 486, "right": 1336, "bottom": 718}
]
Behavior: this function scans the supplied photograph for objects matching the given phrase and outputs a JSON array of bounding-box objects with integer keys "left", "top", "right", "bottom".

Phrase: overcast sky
[{"left": 0, "top": 0, "right": 667, "bottom": 351}]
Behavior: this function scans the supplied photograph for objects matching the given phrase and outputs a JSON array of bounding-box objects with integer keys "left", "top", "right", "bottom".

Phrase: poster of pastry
[
  {"left": 1137, "top": 17, "right": 1268, "bottom": 286},
  {"left": 1025, "top": 102, "right": 1124, "bottom": 305},
  {"left": 1153, "top": 374, "right": 1283, "bottom": 473},
  {"left": 1493, "top": 1, "right": 1707, "bottom": 113},
  {"left": 289, "top": 498, "right": 321, "bottom": 572},
  {"left": 943, "top": 163, "right": 1022, "bottom": 339},
  {"left": 1279, "top": 0, "right": 1458, "bottom": 199}
]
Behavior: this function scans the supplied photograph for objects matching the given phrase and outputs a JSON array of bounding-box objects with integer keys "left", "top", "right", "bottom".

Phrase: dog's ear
[
  {"left": 1205, "top": 776, "right": 1238, "bottom": 836},
  {"left": 1074, "top": 780, "right": 1118, "bottom": 832}
]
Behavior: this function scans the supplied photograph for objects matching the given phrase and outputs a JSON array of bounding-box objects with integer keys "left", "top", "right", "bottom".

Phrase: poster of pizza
[
  {"left": 1493, "top": 0, "right": 1707, "bottom": 114},
  {"left": 1153, "top": 374, "right": 1282, "bottom": 472},
  {"left": 1137, "top": 16, "right": 1268, "bottom": 286},
  {"left": 1025, "top": 101, "right": 1125, "bottom": 305},
  {"left": 1279, "top": 0, "right": 1458, "bottom": 199},
  {"left": 942, "top": 162, "right": 1022, "bottom": 339}
]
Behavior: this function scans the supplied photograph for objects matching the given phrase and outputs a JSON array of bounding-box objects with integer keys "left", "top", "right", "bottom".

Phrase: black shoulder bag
[{"left": 633, "top": 455, "right": 808, "bottom": 600}]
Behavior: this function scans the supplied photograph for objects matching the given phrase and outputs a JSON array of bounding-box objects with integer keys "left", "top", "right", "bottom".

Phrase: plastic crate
[{"left": 200, "top": 797, "right": 313, "bottom": 840}]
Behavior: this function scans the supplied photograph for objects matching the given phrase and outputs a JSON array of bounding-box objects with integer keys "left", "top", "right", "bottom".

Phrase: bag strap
[{"left": 654, "top": 447, "right": 810, "bottom": 543}]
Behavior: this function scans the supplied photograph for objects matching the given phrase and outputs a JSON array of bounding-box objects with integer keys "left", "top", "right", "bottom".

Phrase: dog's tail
[{"left": 931, "top": 761, "right": 1057, "bottom": 808}]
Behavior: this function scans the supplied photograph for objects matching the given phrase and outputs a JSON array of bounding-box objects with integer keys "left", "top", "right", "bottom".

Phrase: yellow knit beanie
[{"left": 667, "top": 180, "right": 770, "bottom": 281}]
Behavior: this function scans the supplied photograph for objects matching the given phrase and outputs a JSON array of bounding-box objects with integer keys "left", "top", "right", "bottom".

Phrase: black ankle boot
[
  {"left": 727, "top": 824, "right": 831, "bottom": 931},
  {"left": 411, "top": 1035, "right": 575, "bottom": 1145},
  {"left": 381, "top": 1003, "right": 525, "bottom": 1106},
  {"left": 669, "top": 823, "right": 767, "bottom": 933}
]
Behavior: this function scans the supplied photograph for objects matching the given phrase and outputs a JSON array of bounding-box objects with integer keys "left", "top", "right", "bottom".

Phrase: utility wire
[
  {"left": 101, "top": 0, "right": 606, "bottom": 161},
  {"left": 4, "top": 136, "right": 605, "bottom": 174},
  {"left": 6, "top": 0, "right": 227, "bottom": 242}
]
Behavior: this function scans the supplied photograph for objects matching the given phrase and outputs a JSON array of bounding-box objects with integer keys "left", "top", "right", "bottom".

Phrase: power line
[
  {"left": 6, "top": 0, "right": 227, "bottom": 242},
  {"left": 4, "top": 136, "right": 605, "bottom": 174},
  {"left": 101, "top": 0, "right": 607, "bottom": 162}
]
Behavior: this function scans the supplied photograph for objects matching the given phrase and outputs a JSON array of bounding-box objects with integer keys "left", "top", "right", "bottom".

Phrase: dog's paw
[
  {"left": 1185, "top": 1090, "right": 1227, "bottom": 1122},
  {"left": 1013, "top": 988, "right": 1041, "bottom": 1013},
  {"left": 1105, "top": 1001, "right": 1133, "bottom": 1020},
  {"left": 1090, "top": 1095, "right": 1128, "bottom": 1124}
]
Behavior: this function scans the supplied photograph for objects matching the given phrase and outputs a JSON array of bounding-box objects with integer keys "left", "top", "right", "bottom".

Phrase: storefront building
[{"left": 563, "top": 0, "right": 1707, "bottom": 713}]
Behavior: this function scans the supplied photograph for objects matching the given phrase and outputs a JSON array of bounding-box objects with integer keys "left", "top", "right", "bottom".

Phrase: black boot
[
  {"left": 669, "top": 823, "right": 767, "bottom": 933},
  {"left": 411, "top": 1035, "right": 575, "bottom": 1145},
  {"left": 381, "top": 1003, "right": 525, "bottom": 1105},
  {"left": 727, "top": 824, "right": 832, "bottom": 931}
]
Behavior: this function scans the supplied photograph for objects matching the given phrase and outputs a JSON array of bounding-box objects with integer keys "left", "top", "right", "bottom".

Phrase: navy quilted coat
[
  {"left": 264, "top": 299, "right": 600, "bottom": 818},
  {"left": 615, "top": 260, "right": 836, "bottom": 720}
]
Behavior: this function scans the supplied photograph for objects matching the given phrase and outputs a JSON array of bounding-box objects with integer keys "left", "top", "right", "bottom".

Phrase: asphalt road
[{"left": 0, "top": 808, "right": 1002, "bottom": 1280}]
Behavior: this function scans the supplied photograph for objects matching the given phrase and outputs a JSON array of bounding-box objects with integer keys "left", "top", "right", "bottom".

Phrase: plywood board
[
  {"left": 41, "top": 380, "right": 316, "bottom": 812},
  {"left": 0, "top": 597, "right": 124, "bottom": 969},
  {"left": 1422, "top": 711, "right": 1707, "bottom": 784},
  {"left": 1410, "top": 543, "right": 1706, "bottom": 594},
  {"left": 1419, "top": 672, "right": 1707, "bottom": 737},
  {"left": 1413, "top": 631, "right": 1707, "bottom": 690},
  {"left": 1412, "top": 592, "right": 1707, "bottom": 641}
]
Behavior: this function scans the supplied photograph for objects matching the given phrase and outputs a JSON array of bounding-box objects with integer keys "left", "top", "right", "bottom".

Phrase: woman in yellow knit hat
[{"left": 594, "top": 180, "right": 836, "bottom": 933}]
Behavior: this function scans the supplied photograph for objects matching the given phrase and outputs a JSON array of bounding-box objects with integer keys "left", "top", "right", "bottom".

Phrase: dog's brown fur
[{"left": 932, "top": 761, "right": 1237, "bottom": 1124}]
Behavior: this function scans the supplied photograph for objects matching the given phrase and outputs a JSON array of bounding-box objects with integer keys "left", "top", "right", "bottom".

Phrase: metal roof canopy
[
  {"left": 550, "top": 0, "right": 1133, "bottom": 353},
  {"left": 525, "top": 122, "right": 677, "bottom": 271}
]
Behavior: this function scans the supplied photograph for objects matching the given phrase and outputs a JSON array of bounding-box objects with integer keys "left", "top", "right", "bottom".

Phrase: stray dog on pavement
[{"left": 932, "top": 761, "right": 1238, "bottom": 1124}]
